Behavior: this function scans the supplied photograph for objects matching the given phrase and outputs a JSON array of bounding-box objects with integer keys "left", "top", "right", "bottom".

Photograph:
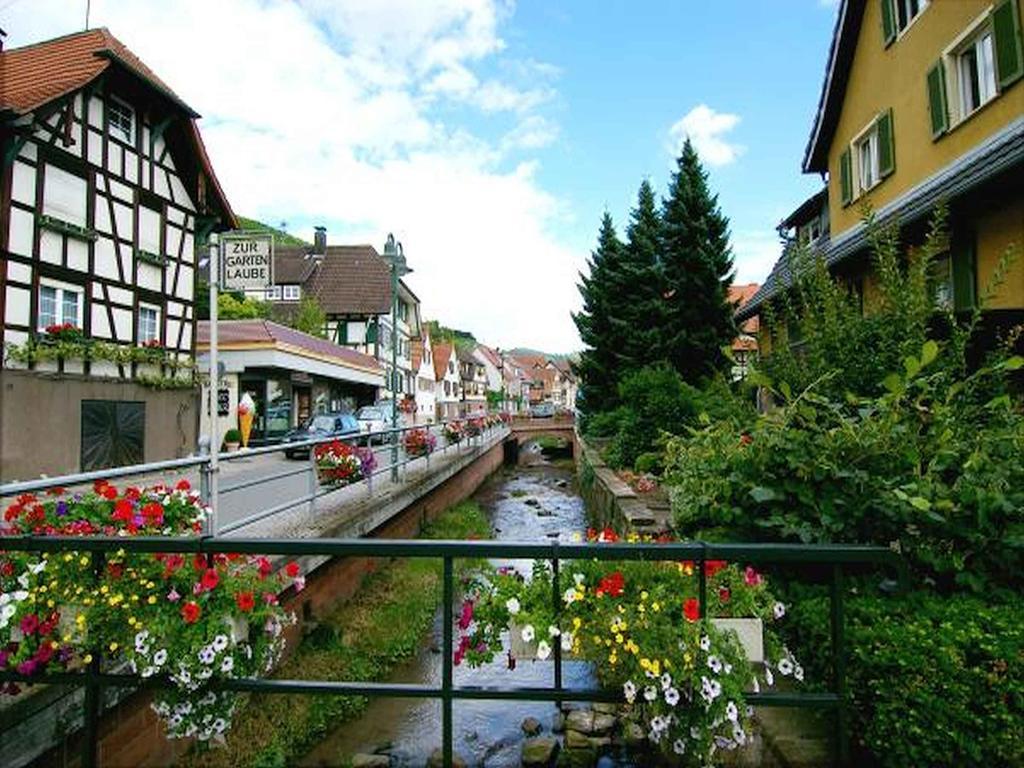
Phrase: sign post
[{"left": 207, "top": 232, "right": 273, "bottom": 535}]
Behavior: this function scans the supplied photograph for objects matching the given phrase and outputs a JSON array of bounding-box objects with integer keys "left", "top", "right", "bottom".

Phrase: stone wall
[{"left": 0, "top": 369, "right": 198, "bottom": 482}]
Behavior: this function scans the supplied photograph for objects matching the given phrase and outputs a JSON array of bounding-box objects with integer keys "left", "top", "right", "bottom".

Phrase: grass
[{"left": 180, "top": 502, "right": 491, "bottom": 768}]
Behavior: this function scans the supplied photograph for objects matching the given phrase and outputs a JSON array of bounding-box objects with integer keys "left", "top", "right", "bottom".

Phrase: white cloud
[
  {"left": 668, "top": 104, "right": 746, "bottom": 167},
  {"left": 731, "top": 230, "right": 783, "bottom": 284},
  {"left": 5, "top": 0, "right": 583, "bottom": 351}
]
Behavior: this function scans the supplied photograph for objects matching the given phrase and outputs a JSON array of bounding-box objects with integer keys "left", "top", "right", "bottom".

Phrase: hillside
[{"left": 236, "top": 216, "right": 310, "bottom": 247}]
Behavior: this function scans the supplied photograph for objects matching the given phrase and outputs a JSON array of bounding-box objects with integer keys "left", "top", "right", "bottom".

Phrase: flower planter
[{"left": 225, "top": 442, "right": 240, "bottom": 452}]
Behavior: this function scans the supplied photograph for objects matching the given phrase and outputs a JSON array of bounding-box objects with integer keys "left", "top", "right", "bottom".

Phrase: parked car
[
  {"left": 281, "top": 413, "right": 359, "bottom": 459},
  {"left": 530, "top": 402, "right": 556, "bottom": 418},
  {"left": 356, "top": 406, "right": 390, "bottom": 443}
]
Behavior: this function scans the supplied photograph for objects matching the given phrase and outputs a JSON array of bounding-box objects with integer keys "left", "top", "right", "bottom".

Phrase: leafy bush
[
  {"left": 664, "top": 343, "right": 1024, "bottom": 593},
  {"left": 783, "top": 590, "right": 1024, "bottom": 767},
  {"left": 223, "top": 428, "right": 241, "bottom": 443},
  {"left": 598, "top": 365, "right": 751, "bottom": 470}
]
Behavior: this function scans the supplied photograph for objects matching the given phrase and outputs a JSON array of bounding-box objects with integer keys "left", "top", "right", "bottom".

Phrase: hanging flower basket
[
  {"left": 455, "top": 533, "right": 800, "bottom": 764},
  {"left": 443, "top": 422, "right": 464, "bottom": 445},
  {"left": 313, "top": 440, "right": 366, "bottom": 487},
  {"left": 464, "top": 417, "right": 485, "bottom": 438},
  {"left": 0, "top": 481, "right": 303, "bottom": 744},
  {"left": 403, "top": 428, "right": 436, "bottom": 458}
]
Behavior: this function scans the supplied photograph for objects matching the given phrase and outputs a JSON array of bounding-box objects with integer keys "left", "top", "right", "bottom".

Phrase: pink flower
[
  {"left": 744, "top": 566, "right": 762, "bottom": 587},
  {"left": 166, "top": 588, "right": 181, "bottom": 602},
  {"left": 293, "top": 576, "right": 306, "bottom": 593},
  {"left": 458, "top": 600, "right": 474, "bottom": 631}
]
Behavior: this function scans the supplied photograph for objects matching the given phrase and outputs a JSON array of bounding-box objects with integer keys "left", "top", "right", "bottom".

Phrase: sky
[{"left": 3, "top": 0, "right": 839, "bottom": 352}]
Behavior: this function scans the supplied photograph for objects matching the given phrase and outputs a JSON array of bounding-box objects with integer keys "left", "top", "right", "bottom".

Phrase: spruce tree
[
  {"left": 573, "top": 212, "right": 626, "bottom": 415},
  {"left": 618, "top": 179, "right": 667, "bottom": 372},
  {"left": 659, "top": 139, "right": 736, "bottom": 381}
]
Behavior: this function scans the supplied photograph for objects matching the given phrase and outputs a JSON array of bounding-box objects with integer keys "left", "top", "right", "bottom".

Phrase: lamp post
[{"left": 382, "top": 233, "right": 411, "bottom": 483}]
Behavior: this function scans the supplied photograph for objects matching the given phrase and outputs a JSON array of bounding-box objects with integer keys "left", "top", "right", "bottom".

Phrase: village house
[
  {"left": 457, "top": 345, "right": 487, "bottom": 416},
  {"left": 728, "top": 283, "right": 761, "bottom": 380},
  {"left": 432, "top": 342, "right": 461, "bottom": 420},
  {"left": 738, "top": 0, "right": 1024, "bottom": 352},
  {"left": 196, "top": 320, "right": 382, "bottom": 446},
  {"left": 264, "top": 230, "right": 422, "bottom": 405},
  {"left": 472, "top": 343, "right": 503, "bottom": 409},
  {"left": 0, "top": 29, "right": 236, "bottom": 479},
  {"left": 410, "top": 326, "right": 436, "bottom": 423}
]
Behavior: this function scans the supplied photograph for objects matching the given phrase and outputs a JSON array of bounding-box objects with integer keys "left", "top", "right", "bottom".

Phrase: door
[{"left": 296, "top": 387, "right": 312, "bottom": 427}]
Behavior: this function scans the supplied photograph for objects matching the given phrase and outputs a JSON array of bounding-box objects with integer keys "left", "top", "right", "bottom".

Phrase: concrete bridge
[{"left": 507, "top": 415, "right": 577, "bottom": 458}]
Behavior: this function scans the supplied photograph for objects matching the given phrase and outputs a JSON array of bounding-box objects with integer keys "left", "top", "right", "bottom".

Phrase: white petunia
[
  {"left": 707, "top": 655, "right": 722, "bottom": 674},
  {"left": 623, "top": 680, "right": 637, "bottom": 704},
  {"left": 573, "top": 573, "right": 585, "bottom": 586},
  {"left": 548, "top": 625, "right": 561, "bottom": 637},
  {"left": 673, "top": 738, "right": 686, "bottom": 755},
  {"left": 724, "top": 662, "right": 733, "bottom": 675},
  {"left": 561, "top": 632, "right": 573, "bottom": 652},
  {"left": 198, "top": 666, "right": 213, "bottom": 680},
  {"left": 563, "top": 587, "right": 578, "bottom": 605},
  {"left": 708, "top": 679, "right": 722, "bottom": 699},
  {"left": 0, "top": 593, "right": 8, "bottom": 606},
  {"left": 773, "top": 601, "right": 786, "bottom": 620},
  {"left": 664, "top": 687, "right": 680, "bottom": 707},
  {"left": 733, "top": 723, "right": 746, "bottom": 745},
  {"left": 221, "top": 655, "right": 235, "bottom": 673},
  {"left": 660, "top": 672, "right": 672, "bottom": 690},
  {"left": 794, "top": 664, "right": 805, "bottom": 682},
  {"left": 725, "top": 700, "right": 738, "bottom": 722},
  {"left": 212, "top": 634, "right": 229, "bottom": 652},
  {"left": 153, "top": 649, "right": 168, "bottom": 666},
  {"left": 141, "top": 666, "right": 157, "bottom": 678},
  {"left": 520, "top": 624, "right": 535, "bottom": 643},
  {"left": 12, "top": 590, "right": 28, "bottom": 602},
  {"left": 644, "top": 685, "right": 658, "bottom": 702},
  {"left": 536, "top": 641, "right": 551, "bottom": 661},
  {"left": 213, "top": 718, "right": 227, "bottom": 734},
  {"left": 506, "top": 597, "right": 521, "bottom": 615},
  {"left": 778, "top": 658, "right": 794, "bottom": 676},
  {"left": 764, "top": 666, "right": 775, "bottom": 687},
  {"left": 198, "top": 646, "right": 216, "bottom": 665},
  {"left": 690, "top": 725, "right": 701, "bottom": 739},
  {"left": 751, "top": 676, "right": 760, "bottom": 694},
  {"left": 28, "top": 560, "right": 46, "bottom": 575},
  {"left": 700, "top": 635, "right": 711, "bottom": 652}
]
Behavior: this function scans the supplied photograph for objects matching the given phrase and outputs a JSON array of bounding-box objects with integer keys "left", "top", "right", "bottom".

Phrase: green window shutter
[
  {"left": 951, "top": 235, "right": 977, "bottom": 313},
  {"left": 338, "top": 320, "right": 348, "bottom": 344},
  {"left": 366, "top": 320, "right": 377, "bottom": 344},
  {"left": 877, "top": 108, "right": 895, "bottom": 178},
  {"left": 926, "top": 61, "right": 949, "bottom": 140},
  {"left": 993, "top": 0, "right": 1024, "bottom": 89},
  {"left": 881, "top": 0, "right": 897, "bottom": 47},
  {"left": 839, "top": 148, "right": 853, "bottom": 207}
]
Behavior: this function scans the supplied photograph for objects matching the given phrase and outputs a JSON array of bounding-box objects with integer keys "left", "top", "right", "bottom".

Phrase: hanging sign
[{"left": 220, "top": 233, "right": 273, "bottom": 290}]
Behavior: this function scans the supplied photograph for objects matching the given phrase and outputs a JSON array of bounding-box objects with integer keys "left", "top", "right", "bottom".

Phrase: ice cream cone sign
[{"left": 237, "top": 393, "right": 256, "bottom": 448}]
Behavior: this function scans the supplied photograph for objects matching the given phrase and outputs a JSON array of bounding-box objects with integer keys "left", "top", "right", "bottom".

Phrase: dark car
[{"left": 281, "top": 413, "right": 359, "bottom": 459}]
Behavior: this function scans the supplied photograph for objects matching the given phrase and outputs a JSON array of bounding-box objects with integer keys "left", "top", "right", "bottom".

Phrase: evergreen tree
[
  {"left": 619, "top": 179, "right": 667, "bottom": 371},
  {"left": 659, "top": 139, "right": 736, "bottom": 381},
  {"left": 573, "top": 212, "right": 627, "bottom": 415}
]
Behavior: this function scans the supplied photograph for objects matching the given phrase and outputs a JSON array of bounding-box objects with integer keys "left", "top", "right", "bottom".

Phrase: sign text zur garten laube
[{"left": 221, "top": 233, "right": 274, "bottom": 291}]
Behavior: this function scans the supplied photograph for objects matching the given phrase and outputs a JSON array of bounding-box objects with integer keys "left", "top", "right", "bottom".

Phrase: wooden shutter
[
  {"left": 877, "top": 109, "right": 895, "bottom": 178},
  {"left": 926, "top": 61, "right": 949, "bottom": 140},
  {"left": 951, "top": 235, "right": 977, "bottom": 313},
  {"left": 881, "top": 0, "right": 897, "bottom": 47},
  {"left": 839, "top": 148, "right": 853, "bottom": 207},
  {"left": 993, "top": 0, "right": 1024, "bottom": 89}
]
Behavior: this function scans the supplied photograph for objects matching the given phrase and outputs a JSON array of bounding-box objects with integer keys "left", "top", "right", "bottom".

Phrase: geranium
[
  {"left": 683, "top": 597, "right": 700, "bottom": 622},
  {"left": 236, "top": 592, "right": 255, "bottom": 612},
  {"left": 403, "top": 428, "right": 437, "bottom": 458},
  {"left": 443, "top": 421, "right": 464, "bottom": 445},
  {"left": 313, "top": 440, "right": 364, "bottom": 487}
]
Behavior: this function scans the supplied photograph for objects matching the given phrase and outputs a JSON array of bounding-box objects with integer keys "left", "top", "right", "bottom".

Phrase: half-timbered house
[{"left": 0, "top": 29, "right": 236, "bottom": 479}]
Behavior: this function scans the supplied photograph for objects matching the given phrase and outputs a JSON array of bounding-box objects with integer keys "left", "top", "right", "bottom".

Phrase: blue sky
[{"left": 8, "top": 0, "right": 840, "bottom": 351}]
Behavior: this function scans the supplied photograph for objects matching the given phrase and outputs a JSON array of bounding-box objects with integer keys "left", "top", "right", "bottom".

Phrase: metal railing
[
  {"left": 0, "top": 415, "right": 511, "bottom": 535},
  {"left": 0, "top": 533, "right": 903, "bottom": 767}
]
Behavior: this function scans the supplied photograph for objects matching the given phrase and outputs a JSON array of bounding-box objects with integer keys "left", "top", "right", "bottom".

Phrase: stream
[{"left": 299, "top": 442, "right": 628, "bottom": 768}]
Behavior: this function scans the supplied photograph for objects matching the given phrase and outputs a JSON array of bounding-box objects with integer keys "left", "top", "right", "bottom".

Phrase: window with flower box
[
  {"left": 38, "top": 280, "right": 83, "bottom": 330},
  {"left": 138, "top": 304, "right": 160, "bottom": 344}
]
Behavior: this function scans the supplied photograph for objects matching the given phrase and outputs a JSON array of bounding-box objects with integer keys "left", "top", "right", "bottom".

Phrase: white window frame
[
  {"left": 265, "top": 285, "right": 283, "bottom": 301},
  {"left": 282, "top": 285, "right": 301, "bottom": 301},
  {"left": 930, "top": 253, "right": 954, "bottom": 310},
  {"left": 896, "top": 0, "right": 929, "bottom": 37},
  {"left": 137, "top": 303, "right": 160, "bottom": 344},
  {"left": 851, "top": 120, "right": 881, "bottom": 198},
  {"left": 107, "top": 95, "right": 135, "bottom": 145},
  {"left": 37, "top": 279, "right": 84, "bottom": 331},
  {"left": 944, "top": 11, "right": 998, "bottom": 127}
]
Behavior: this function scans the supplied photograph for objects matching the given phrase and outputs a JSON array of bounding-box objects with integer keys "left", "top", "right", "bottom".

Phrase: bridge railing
[
  {"left": 0, "top": 534, "right": 903, "bottom": 767},
  {"left": 0, "top": 415, "right": 511, "bottom": 536}
]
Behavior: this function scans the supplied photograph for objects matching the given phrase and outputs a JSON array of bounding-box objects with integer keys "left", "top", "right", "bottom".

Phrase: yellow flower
[
  {"left": 46, "top": 599, "right": 55, "bottom": 608},
  {"left": 640, "top": 591, "right": 649, "bottom": 601},
  {"left": 63, "top": 554, "right": 74, "bottom": 562},
  {"left": 572, "top": 617, "right": 582, "bottom": 630},
  {"left": 108, "top": 642, "right": 118, "bottom": 652},
  {"left": 75, "top": 614, "right": 87, "bottom": 627},
  {"left": 652, "top": 602, "right": 661, "bottom": 613},
  {"left": 38, "top": 584, "right": 48, "bottom": 593},
  {"left": 651, "top": 659, "right": 661, "bottom": 676},
  {"left": 640, "top": 658, "right": 651, "bottom": 670},
  {"left": 82, "top": 654, "right": 93, "bottom": 664},
  {"left": 145, "top": 581, "right": 155, "bottom": 589},
  {"left": 100, "top": 585, "right": 109, "bottom": 595},
  {"left": 615, "top": 633, "right": 624, "bottom": 644},
  {"left": 664, "top": 659, "right": 672, "bottom": 670},
  {"left": 608, "top": 652, "right": 618, "bottom": 665},
  {"left": 79, "top": 557, "right": 89, "bottom": 567},
  {"left": 147, "top": 596, "right": 157, "bottom": 605},
  {"left": 638, "top": 604, "right": 646, "bottom": 614}
]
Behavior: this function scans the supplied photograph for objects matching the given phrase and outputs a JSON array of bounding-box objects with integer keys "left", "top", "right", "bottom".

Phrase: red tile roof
[
  {"left": 197, "top": 320, "right": 381, "bottom": 373},
  {"left": 729, "top": 283, "right": 761, "bottom": 335},
  {"left": 0, "top": 28, "right": 235, "bottom": 226},
  {"left": 274, "top": 245, "right": 393, "bottom": 315}
]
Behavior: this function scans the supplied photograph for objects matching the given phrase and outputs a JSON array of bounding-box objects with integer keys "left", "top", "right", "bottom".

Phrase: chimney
[{"left": 313, "top": 226, "right": 327, "bottom": 256}]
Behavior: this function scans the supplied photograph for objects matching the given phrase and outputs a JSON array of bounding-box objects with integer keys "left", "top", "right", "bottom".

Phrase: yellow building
[{"left": 740, "top": 0, "right": 1024, "bottom": 343}]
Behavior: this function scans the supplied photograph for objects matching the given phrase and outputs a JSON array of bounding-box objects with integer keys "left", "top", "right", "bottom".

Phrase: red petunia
[
  {"left": 744, "top": 566, "right": 762, "bottom": 587},
  {"left": 201, "top": 568, "right": 219, "bottom": 591},
  {"left": 124, "top": 487, "right": 141, "bottom": 501},
  {"left": 112, "top": 499, "right": 133, "bottom": 522},
  {"left": 683, "top": 598, "right": 700, "bottom": 622},
  {"left": 285, "top": 562, "right": 300, "bottom": 578},
  {"left": 257, "top": 557, "right": 273, "bottom": 579},
  {"left": 141, "top": 502, "right": 164, "bottom": 525},
  {"left": 181, "top": 601, "right": 201, "bottom": 624},
  {"left": 193, "top": 555, "right": 208, "bottom": 572},
  {"left": 597, "top": 570, "right": 625, "bottom": 598},
  {"left": 705, "top": 560, "right": 727, "bottom": 578},
  {"left": 175, "top": 479, "right": 191, "bottom": 491},
  {"left": 235, "top": 591, "right": 255, "bottom": 612},
  {"left": 718, "top": 586, "right": 731, "bottom": 604},
  {"left": 100, "top": 484, "right": 118, "bottom": 500}
]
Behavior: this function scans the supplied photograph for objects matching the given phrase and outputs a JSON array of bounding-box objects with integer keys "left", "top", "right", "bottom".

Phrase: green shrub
[
  {"left": 664, "top": 344, "right": 1024, "bottom": 593},
  {"left": 223, "top": 428, "right": 241, "bottom": 443},
  {"left": 633, "top": 451, "right": 663, "bottom": 475},
  {"left": 784, "top": 590, "right": 1024, "bottom": 767}
]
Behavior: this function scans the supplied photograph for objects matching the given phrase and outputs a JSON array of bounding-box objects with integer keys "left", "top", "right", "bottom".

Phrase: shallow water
[{"left": 299, "top": 446, "right": 623, "bottom": 768}]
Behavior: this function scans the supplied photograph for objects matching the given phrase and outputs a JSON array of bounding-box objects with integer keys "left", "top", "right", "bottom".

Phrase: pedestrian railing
[
  {"left": 0, "top": 533, "right": 903, "bottom": 767},
  {"left": 0, "top": 415, "right": 510, "bottom": 536}
]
